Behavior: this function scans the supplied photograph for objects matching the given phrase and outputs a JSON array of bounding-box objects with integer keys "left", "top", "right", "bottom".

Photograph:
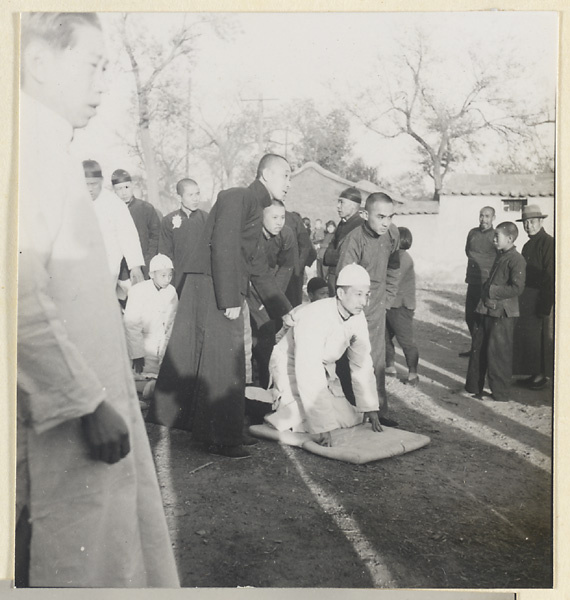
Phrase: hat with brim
[{"left": 517, "top": 204, "right": 548, "bottom": 221}]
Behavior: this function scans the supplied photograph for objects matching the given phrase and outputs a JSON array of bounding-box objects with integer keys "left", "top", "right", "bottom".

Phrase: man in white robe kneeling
[{"left": 265, "top": 264, "right": 383, "bottom": 446}]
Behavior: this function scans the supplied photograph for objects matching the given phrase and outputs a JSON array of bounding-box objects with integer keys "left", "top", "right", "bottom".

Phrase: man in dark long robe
[
  {"left": 159, "top": 178, "right": 208, "bottom": 290},
  {"left": 513, "top": 205, "right": 554, "bottom": 390},
  {"left": 284, "top": 209, "right": 316, "bottom": 306},
  {"left": 146, "top": 154, "right": 293, "bottom": 458},
  {"left": 112, "top": 168, "right": 162, "bottom": 279},
  {"left": 461, "top": 206, "right": 496, "bottom": 356}
]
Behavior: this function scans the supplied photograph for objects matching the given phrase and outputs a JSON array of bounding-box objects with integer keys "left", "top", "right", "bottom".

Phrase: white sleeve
[
  {"left": 346, "top": 314, "right": 380, "bottom": 413},
  {"left": 17, "top": 204, "right": 105, "bottom": 433},
  {"left": 123, "top": 285, "right": 146, "bottom": 359},
  {"left": 292, "top": 310, "right": 343, "bottom": 434},
  {"left": 116, "top": 200, "right": 145, "bottom": 269}
]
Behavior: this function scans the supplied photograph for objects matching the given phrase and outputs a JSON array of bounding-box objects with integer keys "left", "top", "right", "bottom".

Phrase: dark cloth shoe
[
  {"left": 379, "top": 416, "right": 399, "bottom": 428},
  {"left": 458, "top": 350, "right": 472, "bottom": 358},
  {"left": 241, "top": 435, "right": 260, "bottom": 446},
  {"left": 404, "top": 377, "right": 419, "bottom": 387},
  {"left": 529, "top": 377, "right": 549, "bottom": 390},
  {"left": 208, "top": 445, "right": 251, "bottom": 459}
]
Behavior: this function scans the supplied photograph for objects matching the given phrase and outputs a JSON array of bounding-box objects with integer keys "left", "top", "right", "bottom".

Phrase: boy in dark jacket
[{"left": 465, "top": 221, "right": 526, "bottom": 401}]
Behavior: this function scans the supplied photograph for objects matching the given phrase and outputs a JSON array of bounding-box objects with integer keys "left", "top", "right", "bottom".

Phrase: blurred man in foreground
[{"left": 17, "top": 12, "right": 179, "bottom": 587}]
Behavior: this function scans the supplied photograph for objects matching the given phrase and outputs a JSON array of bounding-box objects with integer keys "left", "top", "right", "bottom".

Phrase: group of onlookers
[
  {"left": 16, "top": 11, "right": 555, "bottom": 590},
  {"left": 462, "top": 205, "right": 554, "bottom": 401}
]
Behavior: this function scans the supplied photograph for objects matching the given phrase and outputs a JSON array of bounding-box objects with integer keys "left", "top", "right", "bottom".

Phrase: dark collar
[
  {"left": 499, "top": 245, "right": 516, "bottom": 255},
  {"left": 249, "top": 179, "right": 272, "bottom": 209},
  {"left": 528, "top": 227, "right": 546, "bottom": 240},
  {"left": 342, "top": 211, "right": 362, "bottom": 225},
  {"left": 362, "top": 221, "right": 380, "bottom": 239}
]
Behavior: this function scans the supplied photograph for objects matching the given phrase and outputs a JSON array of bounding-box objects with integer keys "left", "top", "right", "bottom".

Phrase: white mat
[{"left": 249, "top": 423, "right": 430, "bottom": 464}]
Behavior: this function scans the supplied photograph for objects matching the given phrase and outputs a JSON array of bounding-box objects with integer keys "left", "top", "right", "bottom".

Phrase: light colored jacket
[
  {"left": 266, "top": 297, "right": 379, "bottom": 434},
  {"left": 124, "top": 280, "right": 178, "bottom": 376},
  {"left": 93, "top": 188, "right": 144, "bottom": 280}
]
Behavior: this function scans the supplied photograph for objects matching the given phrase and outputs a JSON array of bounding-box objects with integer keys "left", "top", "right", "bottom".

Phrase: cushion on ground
[{"left": 249, "top": 423, "right": 430, "bottom": 464}]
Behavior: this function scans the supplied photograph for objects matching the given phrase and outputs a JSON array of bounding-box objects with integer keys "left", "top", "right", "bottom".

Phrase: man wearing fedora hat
[{"left": 513, "top": 204, "right": 554, "bottom": 390}]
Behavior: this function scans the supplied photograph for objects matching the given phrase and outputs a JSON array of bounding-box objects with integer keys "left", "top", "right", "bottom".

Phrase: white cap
[
  {"left": 336, "top": 264, "right": 370, "bottom": 287},
  {"left": 149, "top": 254, "right": 174, "bottom": 272}
]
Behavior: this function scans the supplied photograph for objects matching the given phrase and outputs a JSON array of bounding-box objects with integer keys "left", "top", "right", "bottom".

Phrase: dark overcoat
[{"left": 146, "top": 180, "right": 292, "bottom": 445}]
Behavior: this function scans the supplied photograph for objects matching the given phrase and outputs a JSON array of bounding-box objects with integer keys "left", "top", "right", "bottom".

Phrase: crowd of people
[{"left": 16, "top": 12, "right": 555, "bottom": 588}]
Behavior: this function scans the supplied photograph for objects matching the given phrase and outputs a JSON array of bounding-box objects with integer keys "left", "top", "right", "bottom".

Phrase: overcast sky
[{"left": 72, "top": 11, "right": 558, "bottom": 199}]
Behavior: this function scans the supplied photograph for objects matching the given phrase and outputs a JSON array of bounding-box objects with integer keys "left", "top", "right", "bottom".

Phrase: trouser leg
[
  {"left": 326, "top": 272, "right": 337, "bottom": 297},
  {"left": 387, "top": 307, "right": 419, "bottom": 372},
  {"left": 366, "top": 300, "right": 388, "bottom": 416},
  {"left": 487, "top": 317, "right": 516, "bottom": 400},
  {"left": 465, "top": 284, "right": 482, "bottom": 337},
  {"left": 251, "top": 320, "right": 276, "bottom": 389},
  {"left": 541, "top": 313, "right": 554, "bottom": 379},
  {"left": 385, "top": 315, "right": 396, "bottom": 368},
  {"left": 465, "top": 316, "right": 488, "bottom": 394},
  {"left": 15, "top": 506, "right": 31, "bottom": 588},
  {"left": 243, "top": 302, "right": 253, "bottom": 384},
  {"left": 336, "top": 351, "right": 355, "bottom": 406}
]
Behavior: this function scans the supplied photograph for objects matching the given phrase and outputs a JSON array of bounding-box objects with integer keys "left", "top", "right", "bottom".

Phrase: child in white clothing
[{"left": 124, "top": 254, "right": 179, "bottom": 389}]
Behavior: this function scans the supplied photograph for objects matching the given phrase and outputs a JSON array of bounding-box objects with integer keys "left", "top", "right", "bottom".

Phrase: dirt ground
[{"left": 144, "top": 285, "right": 553, "bottom": 589}]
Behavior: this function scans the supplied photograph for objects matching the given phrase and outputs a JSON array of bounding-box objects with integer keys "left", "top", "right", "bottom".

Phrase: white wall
[
  {"left": 394, "top": 195, "right": 555, "bottom": 285},
  {"left": 433, "top": 196, "right": 554, "bottom": 283}
]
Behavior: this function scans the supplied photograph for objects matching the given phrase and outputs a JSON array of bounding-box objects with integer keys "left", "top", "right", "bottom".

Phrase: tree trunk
[
  {"left": 432, "top": 158, "right": 443, "bottom": 202},
  {"left": 137, "top": 86, "right": 160, "bottom": 209}
]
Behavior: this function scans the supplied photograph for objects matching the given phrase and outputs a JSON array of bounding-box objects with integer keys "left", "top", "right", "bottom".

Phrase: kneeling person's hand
[{"left": 366, "top": 411, "right": 383, "bottom": 432}]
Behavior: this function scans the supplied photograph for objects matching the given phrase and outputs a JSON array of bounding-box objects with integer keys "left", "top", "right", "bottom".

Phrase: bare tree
[
  {"left": 116, "top": 13, "right": 230, "bottom": 210},
  {"left": 349, "top": 30, "right": 555, "bottom": 201}
]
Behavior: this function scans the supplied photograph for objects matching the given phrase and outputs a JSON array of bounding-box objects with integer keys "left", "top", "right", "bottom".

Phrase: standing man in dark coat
[
  {"left": 337, "top": 193, "right": 400, "bottom": 427},
  {"left": 461, "top": 206, "right": 496, "bottom": 356},
  {"left": 159, "top": 178, "right": 208, "bottom": 290},
  {"left": 112, "top": 168, "right": 161, "bottom": 279},
  {"left": 513, "top": 205, "right": 555, "bottom": 390},
  {"left": 247, "top": 199, "right": 296, "bottom": 388},
  {"left": 284, "top": 209, "right": 316, "bottom": 307},
  {"left": 146, "top": 154, "right": 293, "bottom": 458},
  {"left": 323, "top": 187, "right": 364, "bottom": 294}
]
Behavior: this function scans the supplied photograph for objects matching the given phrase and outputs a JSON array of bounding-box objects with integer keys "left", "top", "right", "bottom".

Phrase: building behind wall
[{"left": 285, "top": 163, "right": 554, "bottom": 286}]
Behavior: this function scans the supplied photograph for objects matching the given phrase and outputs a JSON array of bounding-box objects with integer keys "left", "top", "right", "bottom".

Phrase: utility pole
[
  {"left": 185, "top": 78, "right": 192, "bottom": 175},
  {"left": 240, "top": 93, "right": 278, "bottom": 159}
]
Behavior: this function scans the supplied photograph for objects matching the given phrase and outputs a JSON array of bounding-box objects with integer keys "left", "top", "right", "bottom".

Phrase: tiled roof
[
  {"left": 442, "top": 173, "right": 554, "bottom": 197},
  {"left": 292, "top": 162, "right": 404, "bottom": 203},
  {"left": 395, "top": 201, "right": 439, "bottom": 215}
]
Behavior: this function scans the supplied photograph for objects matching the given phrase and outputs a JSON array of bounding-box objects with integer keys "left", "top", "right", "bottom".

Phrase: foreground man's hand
[
  {"left": 82, "top": 401, "right": 131, "bottom": 464},
  {"left": 366, "top": 411, "right": 383, "bottom": 432},
  {"left": 224, "top": 306, "right": 241, "bottom": 320}
]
